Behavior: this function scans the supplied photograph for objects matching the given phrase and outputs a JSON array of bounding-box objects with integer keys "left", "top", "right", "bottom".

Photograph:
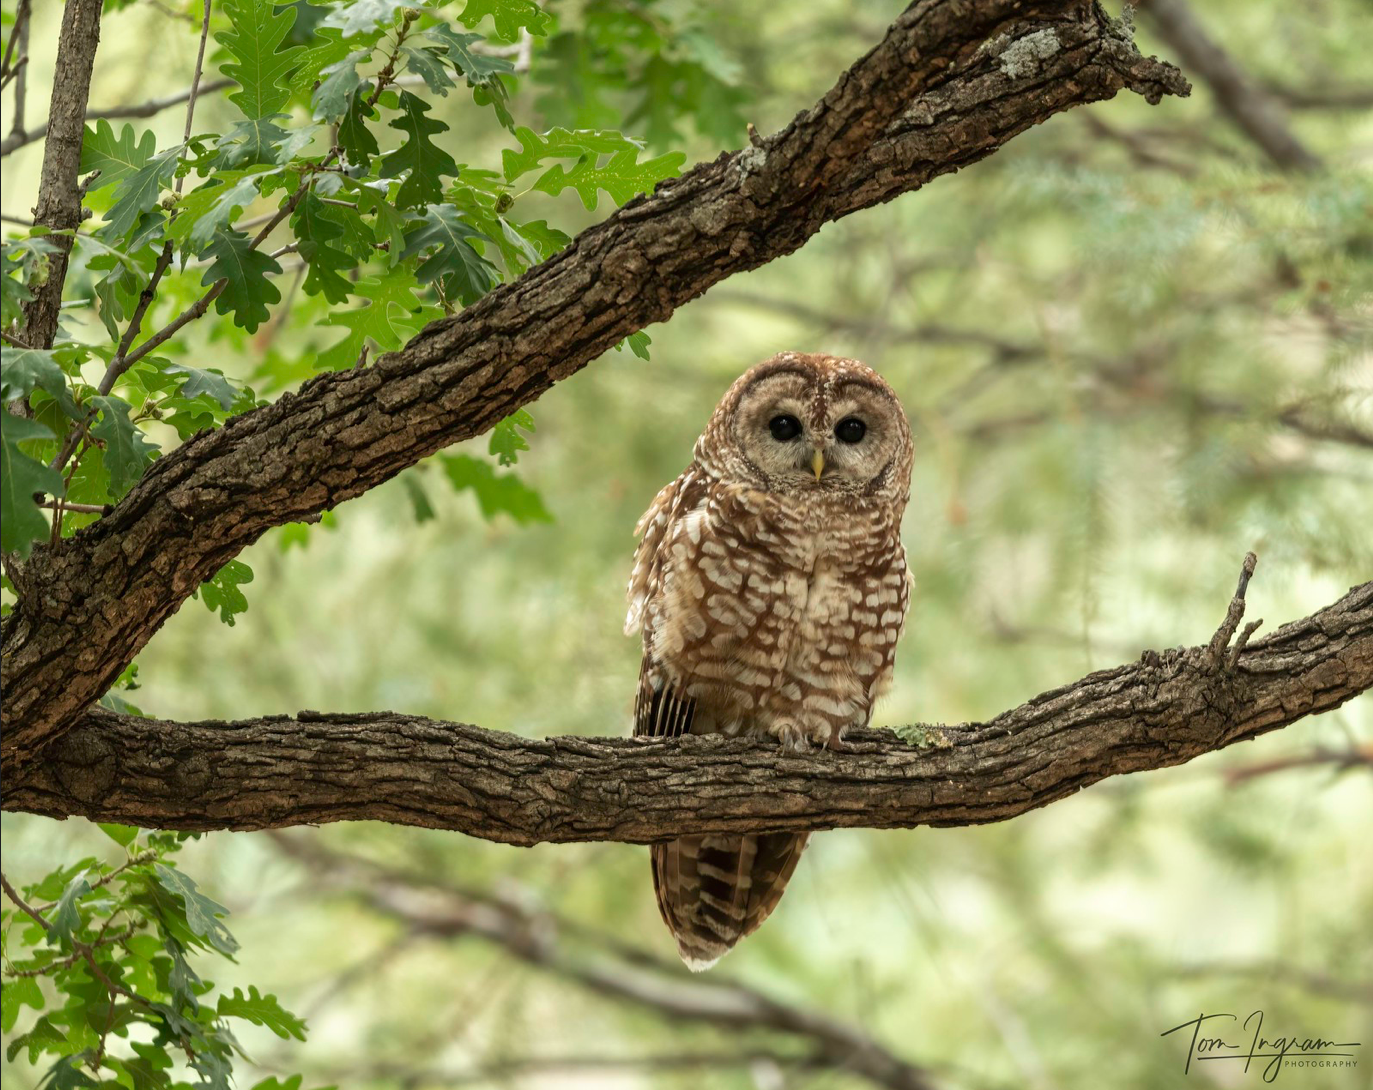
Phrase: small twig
[
  {"left": 0, "top": 78, "right": 234, "bottom": 158},
  {"left": 97, "top": 243, "right": 174, "bottom": 395},
  {"left": 3, "top": 922, "right": 139, "bottom": 978},
  {"left": 7, "top": 0, "right": 30, "bottom": 141},
  {"left": 40, "top": 499, "right": 108, "bottom": 515},
  {"left": 0, "top": 0, "right": 27, "bottom": 73},
  {"left": 0, "top": 329, "right": 34, "bottom": 348},
  {"left": 1, "top": 869, "right": 151, "bottom": 1010},
  {"left": 1223, "top": 745, "right": 1373, "bottom": 787},
  {"left": 175, "top": 0, "right": 213, "bottom": 197},
  {"left": 1208, "top": 552, "right": 1259, "bottom": 667},
  {"left": 0, "top": 53, "right": 25, "bottom": 92}
]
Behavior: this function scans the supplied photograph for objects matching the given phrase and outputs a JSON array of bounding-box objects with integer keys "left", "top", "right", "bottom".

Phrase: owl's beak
[{"left": 811, "top": 449, "right": 826, "bottom": 481}]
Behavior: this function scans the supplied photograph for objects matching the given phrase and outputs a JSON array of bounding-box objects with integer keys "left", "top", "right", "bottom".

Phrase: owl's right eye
[{"left": 769, "top": 415, "right": 802, "bottom": 441}]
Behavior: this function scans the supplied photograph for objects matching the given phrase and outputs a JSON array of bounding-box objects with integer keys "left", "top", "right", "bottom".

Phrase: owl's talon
[{"left": 825, "top": 733, "right": 856, "bottom": 754}]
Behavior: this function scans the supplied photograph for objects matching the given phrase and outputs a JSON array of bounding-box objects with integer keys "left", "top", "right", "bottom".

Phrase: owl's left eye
[
  {"left": 834, "top": 418, "right": 866, "bottom": 444},
  {"left": 769, "top": 415, "right": 802, "bottom": 441}
]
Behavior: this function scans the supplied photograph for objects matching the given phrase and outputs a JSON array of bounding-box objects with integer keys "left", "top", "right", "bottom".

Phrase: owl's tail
[{"left": 651, "top": 832, "right": 810, "bottom": 971}]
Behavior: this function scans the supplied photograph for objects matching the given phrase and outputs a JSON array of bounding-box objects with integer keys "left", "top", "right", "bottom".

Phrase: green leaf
[
  {"left": 166, "top": 364, "right": 238, "bottom": 410},
  {"left": 439, "top": 453, "right": 552, "bottom": 524},
  {"left": 1, "top": 416, "right": 63, "bottom": 557},
  {"left": 215, "top": 116, "right": 298, "bottom": 170},
  {"left": 401, "top": 45, "right": 454, "bottom": 97},
  {"left": 173, "top": 172, "right": 274, "bottom": 253},
  {"left": 400, "top": 204, "right": 499, "bottom": 304},
  {"left": 1, "top": 347, "right": 81, "bottom": 417},
  {"left": 488, "top": 409, "right": 535, "bottom": 466},
  {"left": 220, "top": 0, "right": 303, "bottom": 122},
  {"left": 1, "top": 977, "right": 44, "bottom": 1033},
  {"left": 337, "top": 86, "right": 380, "bottom": 169},
  {"left": 80, "top": 121, "right": 157, "bottom": 192},
  {"left": 196, "top": 559, "right": 254, "bottom": 627},
  {"left": 319, "top": 0, "right": 409, "bottom": 37},
  {"left": 312, "top": 50, "right": 368, "bottom": 122},
  {"left": 217, "top": 986, "right": 307, "bottom": 1041},
  {"left": 46, "top": 870, "right": 93, "bottom": 946},
  {"left": 104, "top": 147, "right": 182, "bottom": 239},
  {"left": 617, "top": 330, "right": 652, "bottom": 360},
  {"left": 290, "top": 192, "right": 354, "bottom": 304},
  {"left": 402, "top": 473, "right": 435, "bottom": 522},
  {"left": 424, "top": 25, "right": 515, "bottom": 127},
  {"left": 343, "top": 178, "right": 406, "bottom": 262},
  {"left": 501, "top": 126, "right": 685, "bottom": 208},
  {"left": 90, "top": 396, "right": 159, "bottom": 500},
  {"left": 316, "top": 267, "right": 440, "bottom": 370},
  {"left": 379, "top": 92, "right": 461, "bottom": 208},
  {"left": 152, "top": 864, "right": 238, "bottom": 954},
  {"left": 201, "top": 228, "right": 283, "bottom": 334},
  {"left": 97, "top": 822, "right": 139, "bottom": 847},
  {"left": 457, "top": 0, "right": 551, "bottom": 41}
]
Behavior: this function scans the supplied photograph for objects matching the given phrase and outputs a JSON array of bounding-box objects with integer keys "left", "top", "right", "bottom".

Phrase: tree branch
[
  {"left": 0, "top": 78, "right": 232, "bottom": 158},
  {"left": 5, "top": 574, "right": 1366, "bottom": 843},
  {"left": 17, "top": 0, "right": 102, "bottom": 349},
  {"left": 1139, "top": 0, "right": 1321, "bottom": 172},
  {"left": 0, "top": 0, "right": 1188, "bottom": 767}
]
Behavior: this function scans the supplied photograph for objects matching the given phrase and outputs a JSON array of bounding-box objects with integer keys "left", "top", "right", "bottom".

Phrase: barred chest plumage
[{"left": 647, "top": 476, "right": 910, "bottom": 748}]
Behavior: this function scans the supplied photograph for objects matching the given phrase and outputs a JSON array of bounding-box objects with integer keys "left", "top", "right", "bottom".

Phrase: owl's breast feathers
[{"left": 627, "top": 465, "right": 910, "bottom": 747}]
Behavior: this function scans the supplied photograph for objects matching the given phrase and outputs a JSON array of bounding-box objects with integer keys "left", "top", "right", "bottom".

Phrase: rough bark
[
  {"left": 7, "top": 578, "right": 1366, "bottom": 845},
  {"left": 1140, "top": 0, "right": 1321, "bottom": 171},
  {"left": 0, "top": 0, "right": 1188, "bottom": 769},
  {"left": 18, "top": 0, "right": 102, "bottom": 348}
]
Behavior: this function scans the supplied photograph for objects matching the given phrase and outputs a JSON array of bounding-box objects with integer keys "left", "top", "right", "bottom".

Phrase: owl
[{"left": 625, "top": 351, "right": 915, "bottom": 970}]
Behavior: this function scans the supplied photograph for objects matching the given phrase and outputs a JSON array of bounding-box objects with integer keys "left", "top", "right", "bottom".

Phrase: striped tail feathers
[{"left": 652, "top": 831, "right": 810, "bottom": 971}]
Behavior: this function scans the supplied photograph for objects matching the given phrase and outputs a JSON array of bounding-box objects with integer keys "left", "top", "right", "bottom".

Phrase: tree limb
[
  {"left": 0, "top": 0, "right": 1187, "bottom": 767},
  {"left": 6, "top": 574, "right": 1366, "bottom": 843},
  {"left": 17, "top": 0, "right": 102, "bottom": 349}
]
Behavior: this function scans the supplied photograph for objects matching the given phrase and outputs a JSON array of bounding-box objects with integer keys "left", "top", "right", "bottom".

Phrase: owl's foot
[
  {"left": 775, "top": 722, "right": 813, "bottom": 753},
  {"left": 825, "top": 732, "right": 856, "bottom": 754}
]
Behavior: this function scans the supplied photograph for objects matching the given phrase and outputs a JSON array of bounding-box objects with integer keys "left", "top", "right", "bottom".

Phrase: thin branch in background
[
  {"left": 1264, "top": 80, "right": 1373, "bottom": 111},
  {"left": 0, "top": 78, "right": 234, "bottom": 158},
  {"left": 4, "top": 0, "right": 31, "bottom": 144},
  {"left": 1172, "top": 961, "right": 1373, "bottom": 1006},
  {"left": 1077, "top": 111, "right": 1198, "bottom": 176},
  {"left": 267, "top": 834, "right": 944, "bottom": 1090},
  {"left": 175, "top": 0, "right": 213, "bottom": 196},
  {"left": 1141, "top": 0, "right": 1322, "bottom": 172},
  {"left": 1222, "top": 745, "right": 1373, "bottom": 787}
]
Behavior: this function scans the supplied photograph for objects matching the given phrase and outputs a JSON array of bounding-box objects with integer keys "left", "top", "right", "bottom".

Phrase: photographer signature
[{"left": 1161, "top": 1010, "right": 1361, "bottom": 1082}]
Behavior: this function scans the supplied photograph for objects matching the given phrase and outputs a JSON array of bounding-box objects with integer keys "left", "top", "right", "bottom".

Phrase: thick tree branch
[
  {"left": 17, "top": 0, "right": 102, "bottom": 348},
  {"left": 6, "top": 576, "right": 1366, "bottom": 843},
  {"left": 0, "top": 0, "right": 1188, "bottom": 767}
]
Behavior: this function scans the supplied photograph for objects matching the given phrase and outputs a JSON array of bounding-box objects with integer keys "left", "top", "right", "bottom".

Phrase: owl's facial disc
[{"left": 731, "top": 369, "right": 907, "bottom": 496}]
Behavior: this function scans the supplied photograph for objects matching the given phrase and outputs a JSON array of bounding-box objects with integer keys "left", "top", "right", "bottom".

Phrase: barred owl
[{"left": 625, "top": 352, "right": 915, "bottom": 970}]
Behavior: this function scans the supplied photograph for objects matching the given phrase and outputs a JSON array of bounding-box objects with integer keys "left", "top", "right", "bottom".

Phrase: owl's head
[{"left": 699, "top": 353, "right": 913, "bottom": 502}]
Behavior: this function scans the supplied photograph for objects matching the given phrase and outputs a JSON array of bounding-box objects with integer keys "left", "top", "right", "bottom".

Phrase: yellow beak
[{"left": 811, "top": 449, "right": 825, "bottom": 481}]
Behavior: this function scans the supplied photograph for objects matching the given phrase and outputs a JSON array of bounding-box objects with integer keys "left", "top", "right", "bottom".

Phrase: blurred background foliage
[{"left": 3, "top": 0, "right": 1371, "bottom": 1087}]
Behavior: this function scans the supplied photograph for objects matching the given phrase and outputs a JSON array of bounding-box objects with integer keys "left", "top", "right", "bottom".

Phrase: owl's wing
[
  {"left": 628, "top": 465, "right": 708, "bottom": 739},
  {"left": 634, "top": 656, "right": 696, "bottom": 738},
  {"left": 624, "top": 465, "right": 706, "bottom": 636}
]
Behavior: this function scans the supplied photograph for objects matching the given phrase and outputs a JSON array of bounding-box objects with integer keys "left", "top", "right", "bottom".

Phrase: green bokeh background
[{"left": 3, "top": 1, "right": 1370, "bottom": 1087}]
